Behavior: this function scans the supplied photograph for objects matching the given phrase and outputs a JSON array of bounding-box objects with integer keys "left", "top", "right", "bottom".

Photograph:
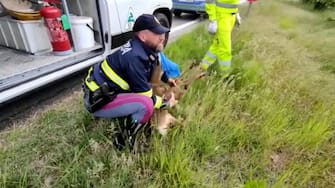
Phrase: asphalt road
[
  {"left": 0, "top": 14, "right": 203, "bottom": 128},
  {"left": 172, "top": 13, "right": 200, "bottom": 28},
  {"left": 170, "top": 14, "right": 203, "bottom": 43}
]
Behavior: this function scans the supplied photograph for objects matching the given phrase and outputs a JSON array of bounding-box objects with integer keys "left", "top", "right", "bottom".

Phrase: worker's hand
[
  {"left": 167, "top": 78, "right": 177, "bottom": 87},
  {"left": 236, "top": 12, "right": 242, "bottom": 26},
  {"left": 207, "top": 20, "right": 217, "bottom": 35}
]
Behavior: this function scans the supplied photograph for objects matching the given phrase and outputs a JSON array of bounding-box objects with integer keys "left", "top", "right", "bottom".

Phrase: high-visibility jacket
[
  {"left": 84, "top": 37, "right": 169, "bottom": 109},
  {"left": 205, "top": 0, "right": 239, "bottom": 21},
  {"left": 201, "top": 0, "right": 239, "bottom": 73}
]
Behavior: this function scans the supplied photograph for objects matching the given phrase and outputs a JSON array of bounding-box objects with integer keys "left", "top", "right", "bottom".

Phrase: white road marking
[{"left": 171, "top": 20, "right": 199, "bottom": 33}]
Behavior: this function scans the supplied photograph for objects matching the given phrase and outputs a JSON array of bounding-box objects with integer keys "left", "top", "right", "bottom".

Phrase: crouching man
[{"left": 82, "top": 14, "right": 176, "bottom": 150}]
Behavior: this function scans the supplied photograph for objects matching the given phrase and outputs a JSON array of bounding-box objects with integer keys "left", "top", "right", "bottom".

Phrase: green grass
[{"left": 1, "top": 0, "right": 335, "bottom": 187}]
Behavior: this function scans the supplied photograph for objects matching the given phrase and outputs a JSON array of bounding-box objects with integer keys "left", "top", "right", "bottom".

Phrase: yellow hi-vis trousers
[{"left": 201, "top": 12, "right": 236, "bottom": 73}]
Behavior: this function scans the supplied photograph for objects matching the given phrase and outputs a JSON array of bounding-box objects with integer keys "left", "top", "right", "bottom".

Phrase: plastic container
[
  {"left": 0, "top": 16, "right": 52, "bottom": 54},
  {"left": 70, "top": 16, "right": 95, "bottom": 51}
]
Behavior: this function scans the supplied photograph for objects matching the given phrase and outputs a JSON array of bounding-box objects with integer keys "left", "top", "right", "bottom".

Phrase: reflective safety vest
[
  {"left": 205, "top": 0, "right": 239, "bottom": 20},
  {"left": 84, "top": 59, "right": 164, "bottom": 109},
  {"left": 84, "top": 60, "right": 130, "bottom": 92}
]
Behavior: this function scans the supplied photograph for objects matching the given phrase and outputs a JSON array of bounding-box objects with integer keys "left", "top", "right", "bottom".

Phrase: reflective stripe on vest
[
  {"left": 206, "top": 0, "right": 215, "bottom": 4},
  {"left": 101, "top": 60, "right": 130, "bottom": 90},
  {"left": 216, "top": 1, "right": 238, "bottom": 9},
  {"left": 100, "top": 59, "right": 154, "bottom": 99},
  {"left": 85, "top": 67, "right": 99, "bottom": 92},
  {"left": 207, "top": 0, "right": 238, "bottom": 8},
  {"left": 138, "top": 89, "right": 153, "bottom": 98}
]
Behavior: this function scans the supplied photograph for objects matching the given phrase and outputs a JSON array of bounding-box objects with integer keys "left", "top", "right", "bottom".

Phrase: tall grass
[{"left": 1, "top": 0, "right": 335, "bottom": 187}]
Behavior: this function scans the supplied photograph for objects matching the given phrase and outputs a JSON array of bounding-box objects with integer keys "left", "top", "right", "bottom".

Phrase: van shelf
[{"left": 0, "top": 44, "right": 103, "bottom": 91}]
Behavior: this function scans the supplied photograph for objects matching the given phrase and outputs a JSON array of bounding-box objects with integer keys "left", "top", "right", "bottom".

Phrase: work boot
[
  {"left": 113, "top": 117, "right": 152, "bottom": 151},
  {"left": 126, "top": 121, "right": 152, "bottom": 151}
]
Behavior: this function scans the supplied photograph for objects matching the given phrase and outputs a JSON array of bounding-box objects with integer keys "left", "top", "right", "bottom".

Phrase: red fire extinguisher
[{"left": 40, "top": 6, "right": 72, "bottom": 54}]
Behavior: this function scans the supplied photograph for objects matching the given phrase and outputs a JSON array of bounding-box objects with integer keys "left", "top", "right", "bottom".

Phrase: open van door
[
  {"left": 0, "top": 0, "right": 111, "bottom": 105},
  {"left": 0, "top": 0, "right": 172, "bottom": 106}
]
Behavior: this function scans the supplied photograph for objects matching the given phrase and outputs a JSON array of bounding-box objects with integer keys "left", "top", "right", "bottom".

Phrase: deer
[{"left": 150, "top": 60, "right": 205, "bottom": 135}]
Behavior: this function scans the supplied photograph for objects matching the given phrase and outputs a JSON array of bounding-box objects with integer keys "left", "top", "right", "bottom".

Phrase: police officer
[
  {"left": 82, "top": 14, "right": 176, "bottom": 149},
  {"left": 200, "top": 0, "right": 239, "bottom": 76}
]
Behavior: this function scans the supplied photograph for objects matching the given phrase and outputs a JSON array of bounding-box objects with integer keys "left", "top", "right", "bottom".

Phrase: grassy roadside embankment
[{"left": 1, "top": 0, "right": 335, "bottom": 187}]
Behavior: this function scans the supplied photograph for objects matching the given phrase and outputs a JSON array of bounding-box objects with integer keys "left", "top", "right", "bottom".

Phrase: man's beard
[
  {"left": 145, "top": 40, "right": 164, "bottom": 52},
  {"left": 155, "top": 43, "right": 164, "bottom": 52}
]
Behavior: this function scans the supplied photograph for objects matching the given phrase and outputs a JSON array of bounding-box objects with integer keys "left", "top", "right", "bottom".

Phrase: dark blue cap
[{"left": 133, "top": 14, "right": 170, "bottom": 34}]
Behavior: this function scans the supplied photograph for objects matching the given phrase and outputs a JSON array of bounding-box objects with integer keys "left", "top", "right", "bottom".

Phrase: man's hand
[
  {"left": 167, "top": 78, "right": 177, "bottom": 87},
  {"left": 208, "top": 20, "right": 217, "bottom": 35}
]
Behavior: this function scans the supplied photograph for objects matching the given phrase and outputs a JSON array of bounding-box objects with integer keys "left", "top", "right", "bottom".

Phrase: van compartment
[{"left": 0, "top": 16, "right": 52, "bottom": 55}]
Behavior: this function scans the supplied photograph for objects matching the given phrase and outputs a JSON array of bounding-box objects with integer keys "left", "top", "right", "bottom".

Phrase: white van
[{"left": 0, "top": 0, "right": 172, "bottom": 104}]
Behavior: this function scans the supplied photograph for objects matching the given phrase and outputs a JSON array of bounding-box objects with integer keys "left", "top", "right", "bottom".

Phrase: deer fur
[{"left": 150, "top": 60, "right": 205, "bottom": 135}]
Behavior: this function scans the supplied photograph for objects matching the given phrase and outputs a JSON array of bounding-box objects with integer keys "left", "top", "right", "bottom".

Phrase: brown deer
[{"left": 150, "top": 60, "right": 205, "bottom": 135}]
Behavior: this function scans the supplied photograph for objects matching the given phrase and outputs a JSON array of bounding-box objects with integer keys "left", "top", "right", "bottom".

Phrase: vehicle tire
[
  {"left": 154, "top": 12, "right": 170, "bottom": 47},
  {"left": 173, "top": 10, "right": 182, "bottom": 17}
]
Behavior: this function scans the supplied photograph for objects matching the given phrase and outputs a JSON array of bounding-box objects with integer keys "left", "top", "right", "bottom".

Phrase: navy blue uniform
[{"left": 83, "top": 36, "right": 169, "bottom": 124}]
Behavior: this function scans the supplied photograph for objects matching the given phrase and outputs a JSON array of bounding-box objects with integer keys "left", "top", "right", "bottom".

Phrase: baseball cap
[{"left": 133, "top": 14, "right": 170, "bottom": 34}]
